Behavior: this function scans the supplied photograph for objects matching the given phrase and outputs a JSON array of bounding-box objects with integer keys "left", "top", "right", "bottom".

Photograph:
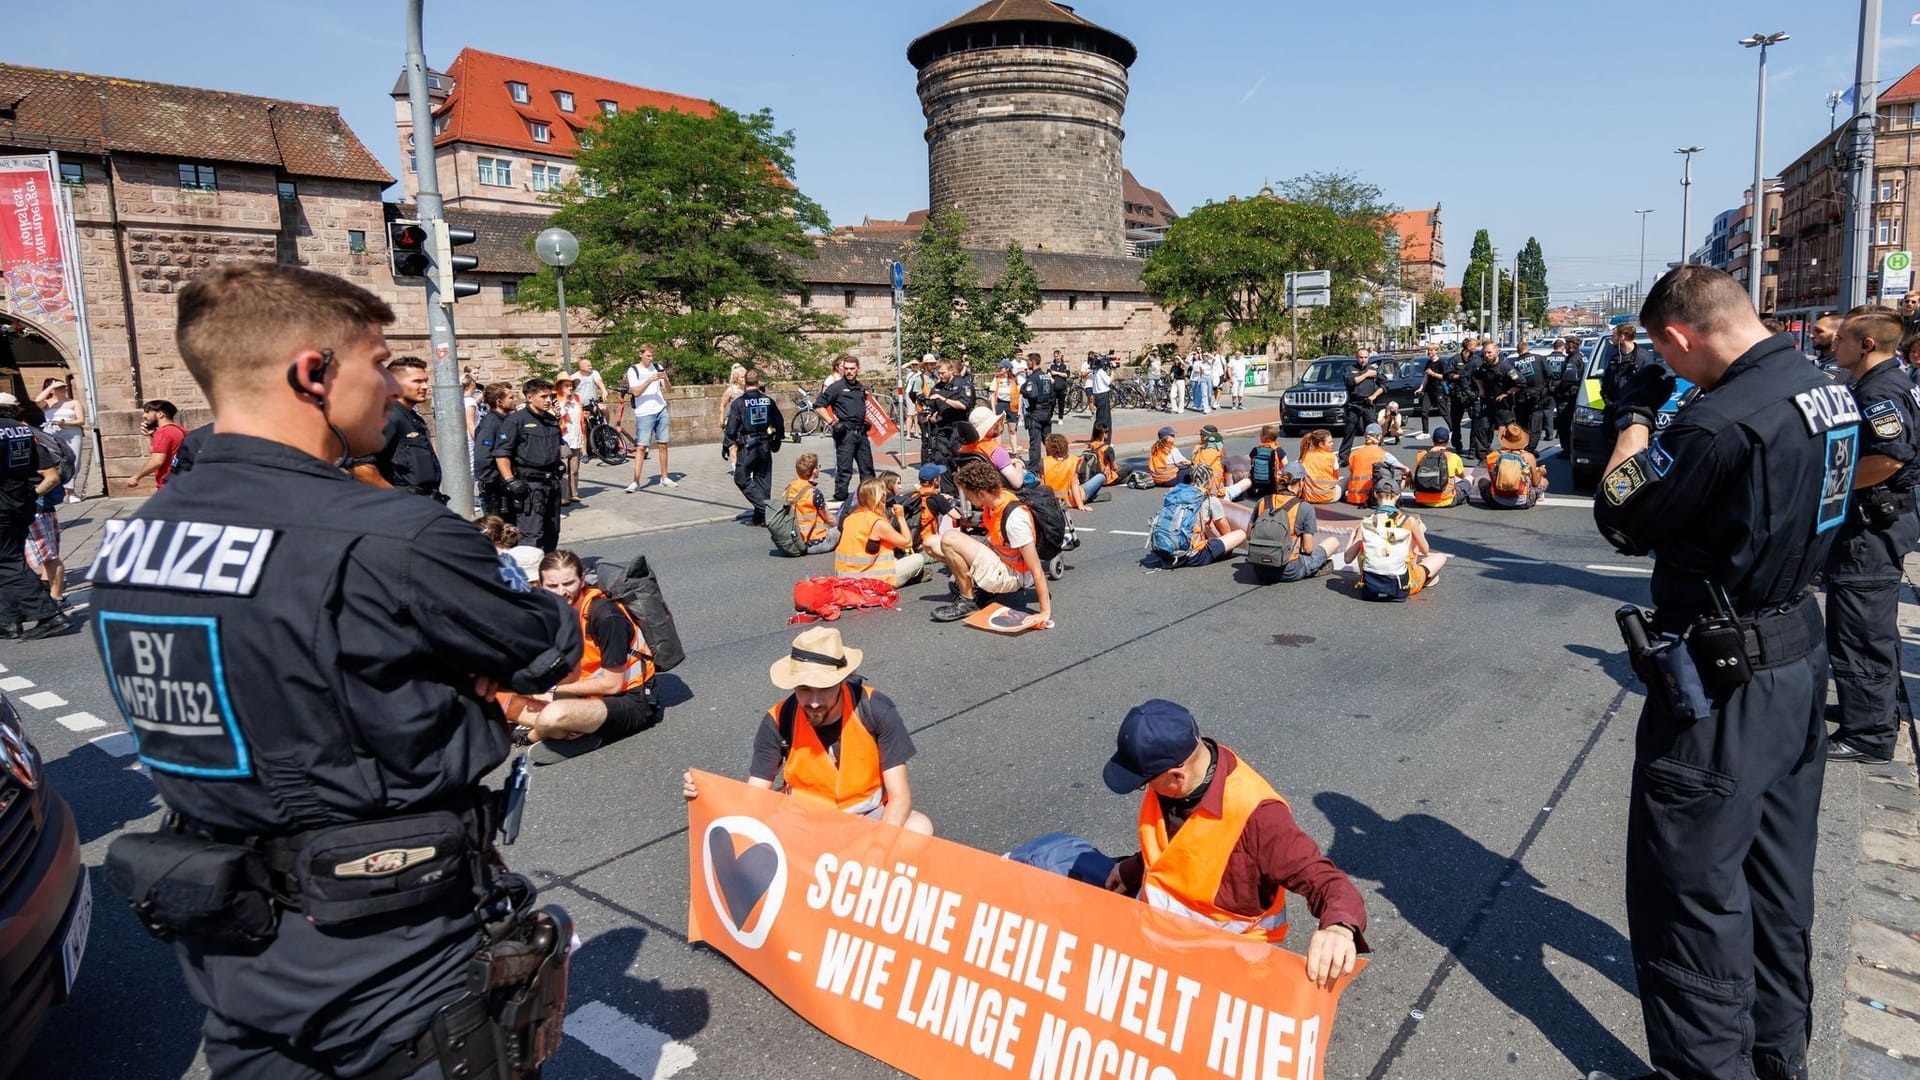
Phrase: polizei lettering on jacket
[
  {"left": 1792, "top": 384, "right": 1862, "bottom": 435},
  {"left": 88, "top": 519, "right": 277, "bottom": 596}
]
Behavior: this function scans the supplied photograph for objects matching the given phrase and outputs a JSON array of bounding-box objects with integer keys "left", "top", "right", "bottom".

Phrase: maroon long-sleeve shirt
[{"left": 1116, "top": 744, "right": 1370, "bottom": 951}]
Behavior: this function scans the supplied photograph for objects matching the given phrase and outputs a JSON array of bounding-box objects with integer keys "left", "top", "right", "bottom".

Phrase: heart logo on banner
[{"left": 701, "top": 816, "right": 787, "bottom": 949}]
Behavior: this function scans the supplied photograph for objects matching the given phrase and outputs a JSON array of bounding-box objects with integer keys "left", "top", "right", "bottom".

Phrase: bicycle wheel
[
  {"left": 794, "top": 410, "right": 826, "bottom": 439},
  {"left": 1064, "top": 386, "right": 1089, "bottom": 415},
  {"left": 868, "top": 391, "right": 896, "bottom": 421},
  {"left": 590, "top": 423, "right": 627, "bottom": 465}
]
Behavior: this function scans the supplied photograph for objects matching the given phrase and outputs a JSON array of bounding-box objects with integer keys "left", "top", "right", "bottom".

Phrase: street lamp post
[
  {"left": 1635, "top": 209, "right": 1655, "bottom": 304},
  {"left": 1676, "top": 146, "right": 1704, "bottom": 265},
  {"left": 1741, "top": 31, "right": 1789, "bottom": 309},
  {"left": 534, "top": 227, "right": 580, "bottom": 370}
]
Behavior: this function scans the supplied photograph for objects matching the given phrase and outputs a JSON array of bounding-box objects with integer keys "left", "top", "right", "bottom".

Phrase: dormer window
[
  {"left": 431, "top": 113, "right": 449, "bottom": 137},
  {"left": 530, "top": 122, "right": 551, "bottom": 144},
  {"left": 599, "top": 99, "right": 618, "bottom": 116},
  {"left": 508, "top": 81, "right": 530, "bottom": 104},
  {"left": 555, "top": 91, "right": 574, "bottom": 112}
]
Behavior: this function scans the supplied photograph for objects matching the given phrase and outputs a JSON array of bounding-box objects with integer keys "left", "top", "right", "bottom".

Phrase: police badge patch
[
  {"left": 1865, "top": 399, "right": 1904, "bottom": 440},
  {"left": 1646, "top": 439, "right": 1673, "bottom": 478},
  {"left": 1602, "top": 457, "right": 1649, "bottom": 506}
]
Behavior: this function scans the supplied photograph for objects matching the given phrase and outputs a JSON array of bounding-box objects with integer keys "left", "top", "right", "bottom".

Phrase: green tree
[
  {"left": 1418, "top": 288, "right": 1456, "bottom": 329},
  {"left": 1458, "top": 229, "right": 1495, "bottom": 324},
  {"left": 1141, "top": 172, "right": 1395, "bottom": 355},
  {"left": 513, "top": 103, "right": 845, "bottom": 384},
  {"left": 1517, "top": 236, "right": 1550, "bottom": 328},
  {"left": 899, "top": 207, "right": 1044, "bottom": 369}
]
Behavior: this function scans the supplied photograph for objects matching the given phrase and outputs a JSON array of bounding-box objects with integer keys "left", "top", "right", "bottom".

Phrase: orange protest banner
[
  {"left": 687, "top": 772, "right": 1362, "bottom": 1080},
  {"left": 865, "top": 394, "right": 899, "bottom": 446}
]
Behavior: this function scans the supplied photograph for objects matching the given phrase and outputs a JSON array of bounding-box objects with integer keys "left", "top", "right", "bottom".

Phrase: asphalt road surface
[{"left": 11, "top": 444, "right": 1862, "bottom": 1080}]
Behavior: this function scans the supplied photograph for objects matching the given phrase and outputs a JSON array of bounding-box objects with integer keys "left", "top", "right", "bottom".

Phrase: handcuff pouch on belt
[
  {"left": 102, "top": 824, "right": 282, "bottom": 946},
  {"left": 1855, "top": 486, "right": 1915, "bottom": 530}
]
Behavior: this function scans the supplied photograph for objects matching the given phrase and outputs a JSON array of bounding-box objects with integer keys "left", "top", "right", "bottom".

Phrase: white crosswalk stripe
[
  {"left": 0, "top": 676, "right": 33, "bottom": 692},
  {"left": 55, "top": 712, "right": 108, "bottom": 732},
  {"left": 566, "top": 1000, "right": 697, "bottom": 1079},
  {"left": 19, "top": 691, "right": 68, "bottom": 710},
  {"left": 89, "top": 732, "right": 138, "bottom": 757}
]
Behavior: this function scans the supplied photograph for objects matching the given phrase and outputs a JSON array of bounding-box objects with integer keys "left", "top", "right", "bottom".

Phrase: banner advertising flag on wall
[
  {"left": 687, "top": 773, "right": 1362, "bottom": 1080},
  {"left": 0, "top": 154, "right": 76, "bottom": 324}
]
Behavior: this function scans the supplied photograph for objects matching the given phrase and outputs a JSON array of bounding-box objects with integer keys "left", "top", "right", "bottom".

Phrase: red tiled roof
[
  {"left": 0, "top": 62, "right": 391, "bottom": 184},
  {"left": 1882, "top": 61, "right": 1920, "bottom": 104},
  {"left": 425, "top": 48, "right": 716, "bottom": 158},
  {"left": 1388, "top": 208, "right": 1438, "bottom": 264},
  {"left": 1123, "top": 169, "right": 1177, "bottom": 228}
]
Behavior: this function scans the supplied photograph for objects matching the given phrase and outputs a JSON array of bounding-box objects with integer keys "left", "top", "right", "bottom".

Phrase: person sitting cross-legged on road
[
  {"left": 1136, "top": 426, "right": 1190, "bottom": 488},
  {"left": 1343, "top": 475, "right": 1448, "bottom": 601},
  {"left": 782, "top": 452, "right": 840, "bottom": 555},
  {"left": 923, "top": 460, "right": 1052, "bottom": 628},
  {"left": 1298, "top": 429, "right": 1341, "bottom": 503},
  {"left": 1040, "top": 433, "right": 1092, "bottom": 509},
  {"left": 1080, "top": 423, "right": 1119, "bottom": 500},
  {"left": 682, "top": 627, "right": 931, "bottom": 834},
  {"left": 1245, "top": 424, "right": 1288, "bottom": 504},
  {"left": 958, "top": 406, "right": 1030, "bottom": 490},
  {"left": 1479, "top": 423, "right": 1548, "bottom": 509},
  {"left": 1409, "top": 425, "right": 1471, "bottom": 508},
  {"left": 834, "top": 476, "right": 929, "bottom": 588},
  {"left": 1246, "top": 462, "right": 1344, "bottom": 583},
  {"left": 1191, "top": 425, "right": 1227, "bottom": 496},
  {"left": 1148, "top": 463, "right": 1247, "bottom": 569},
  {"left": 507, "top": 549, "right": 659, "bottom": 764},
  {"left": 1343, "top": 423, "right": 1390, "bottom": 505}
]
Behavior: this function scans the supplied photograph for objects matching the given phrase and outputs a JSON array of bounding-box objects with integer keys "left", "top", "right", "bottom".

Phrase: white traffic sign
[
  {"left": 1884, "top": 251, "right": 1913, "bottom": 295},
  {"left": 1289, "top": 289, "right": 1331, "bottom": 308},
  {"left": 1287, "top": 269, "right": 1331, "bottom": 290}
]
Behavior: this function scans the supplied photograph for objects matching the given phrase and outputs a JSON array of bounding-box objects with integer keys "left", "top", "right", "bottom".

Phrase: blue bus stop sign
[{"left": 890, "top": 261, "right": 904, "bottom": 290}]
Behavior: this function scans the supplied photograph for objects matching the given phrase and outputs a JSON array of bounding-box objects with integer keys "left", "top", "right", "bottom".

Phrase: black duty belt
[
  {"left": 1655, "top": 594, "right": 1820, "bottom": 671},
  {"left": 517, "top": 468, "right": 558, "bottom": 482}
]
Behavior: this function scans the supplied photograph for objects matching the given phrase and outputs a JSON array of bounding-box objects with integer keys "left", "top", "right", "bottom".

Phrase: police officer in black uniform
[
  {"left": 1588, "top": 266, "right": 1860, "bottom": 1080},
  {"left": 1447, "top": 337, "right": 1479, "bottom": 449},
  {"left": 1600, "top": 322, "right": 1651, "bottom": 425},
  {"left": 921, "top": 354, "right": 976, "bottom": 467},
  {"left": 1472, "top": 339, "right": 1517, "bottom": 457},
  {"left": 724, "top": 369, "right": 785, "bottom": 525},
  {"left": 1554, "top": 337, "right": 1585, "bottom": 450},
  {"left": 92, "top": 262, "right": 581, "bottom": 1079},
  {"left": 1418, "top": 343, "right": 1448, "bottom": 435},
  {"left": 1823, "top": 305, "right": 1920, "bottom": 764},
  {"left": 471, "top": 382, "right": 516, "bottom": 518},
  {"left": 1509, "top": 339, "right": 1550, "bottom": 451},
  {"left": 494, "top": 377, "right": 564, "bottom": 553},
  {"left": 817, "top": 354, "right": 874, "bottom": 503},
  {"left": 1020, "top": 351, "right": 1056, "bottom": 473},
  {"left": 351, "top": 355, "right": 444, "bottom": 499},
  {"left": 0, "top": 393, "right": 65, "bottom": 639},
  {"left": 1338, "top": 346, "right": 1382, "bottom": 458}
]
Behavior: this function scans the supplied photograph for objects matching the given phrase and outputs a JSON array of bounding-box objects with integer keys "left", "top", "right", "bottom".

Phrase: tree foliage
[
  {"left": 1458, "top": 229, "right": 1495, "bottom": 322},
  {"left": 1140, "top": 171, "right": 1396, "bottom": 355},
  {"left": 1517, "top": 237, "right": 1549, "bottom": 327},
  {"left": 898, "top": 206, "right": 1044, "bottom": 370},
  {"left": 1418, "top": 288, "right": 1455, "bottom": 328},
  {"left": 513, "top": 103, "right": 845, "bottom": 384}
]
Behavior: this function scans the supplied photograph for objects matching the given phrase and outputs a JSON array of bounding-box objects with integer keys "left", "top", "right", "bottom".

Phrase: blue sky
[{"left": 6, "top": 0, "right": 1914, "bottom": 303}]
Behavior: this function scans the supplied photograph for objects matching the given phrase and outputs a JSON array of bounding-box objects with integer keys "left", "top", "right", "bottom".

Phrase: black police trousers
[
  {"left": 1092, "top": 391, "right": 1113, "bottom": 437},
  {"left": 1420, "top": 386, "right": 1446, "bottom": 432},
  {"left": 0, "top": 503, "right": 58, "bottom": 626},
  {"left": 1554, "top": 391, "right": 1577, "bottom": 450},
  {"left": 1025, "top": 416, "right": 1052, "bottom": 474},
  {"left": 513, "top": 474, "right": 562, "bottom": 554},
  {"left": 733, "top": 440, "right": 773, "bottom": 524},
  {"left": 1337, "top": 406, "right": 1370, "bottom": 457},
  {"left": 1625, "top": 613, "right": 1826, "bottom": 1080},
  {"left": 1518, "top": 395, "right": 1549, "bottom": 451},
  {"left": 1450, "top": 395, "right": 1476, "bottom": 452},
  {"left": 830, "top": 426, "right": 873, "bottom": 502},
  {"left": 1826, "top": 510, "right": 1918, "bottom": 758}
]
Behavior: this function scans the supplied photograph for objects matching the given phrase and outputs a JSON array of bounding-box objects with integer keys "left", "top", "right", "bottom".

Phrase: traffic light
[
  {"left": 433, "top": 220, "right": 481, "bottom": 300},
  {"left": 388, "top": 220, "right": 430, "bottom": 280}
]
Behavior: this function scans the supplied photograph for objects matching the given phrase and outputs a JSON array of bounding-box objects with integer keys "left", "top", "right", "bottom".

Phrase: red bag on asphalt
[{"left": 790, "top": 576, "right": 900, "bottom": 624}]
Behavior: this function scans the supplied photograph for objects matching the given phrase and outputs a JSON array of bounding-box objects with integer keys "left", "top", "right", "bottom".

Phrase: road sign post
[
  {"left": 1284, "top": 270, "right": 1331, "bottom": 386},
  {"left": 1883, "top": 250, "right": 1913, "bottom": 297},
  {"left": 891, "top": 260, "right": 905, "bottom": 462}
]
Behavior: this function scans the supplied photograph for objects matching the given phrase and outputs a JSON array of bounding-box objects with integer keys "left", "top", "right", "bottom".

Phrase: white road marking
[
  {"left": 1537, "top": 496, "right": 1592, "bottom": 508},
  {"left": 1485, "top": 556, "right": 1546, "bottom": 565},
  {"left": 89, "top": 731, "right": 138, "bottom": 757},
  {"left": 1585, "top": 564, "right": 1654, "bottom": 575},
  {"left": 0, "top": 663, "right": 7, "bottom": 673},
  {"left": 56, "top": 712, "right": 108, "bottom": 732},
  {"left": 20, "top": 691, "right": 67, "bottom": 710},
  {"left": 566, "top": 1000, "right": 698, "bottom": 1079},
  {"left": 1107, "top": 529, "right": 1150, "bottom": 536},
  {"left": 0, "top": 676, "right": 34, "bottom": 692}
]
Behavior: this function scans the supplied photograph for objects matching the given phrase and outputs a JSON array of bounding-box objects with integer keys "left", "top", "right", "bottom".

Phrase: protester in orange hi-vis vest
[
  {"left": 1343, "top": 424, "right": 1389, "bottom": 505},
  {"left": 834, "top": 476, "right": 928, "bottom": 587},
  {"left": 1191, "top": 424, "right": 1227, "bottom": 495},
  {"left": 682, "top": 626, "right": 932, "bottom": 834},
  {"left": 1101, "top": 700, "right": 1367, "bottom": 988},
  {"left": 501, "top": 549, "right": 658, "bottom": 765},
  {"left": 1298, "top": 429, "right": 1341, "bottom": 503}
]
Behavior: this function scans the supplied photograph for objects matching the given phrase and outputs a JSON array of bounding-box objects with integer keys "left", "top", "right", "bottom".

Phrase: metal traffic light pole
[{"left": 404, "top": 0, "right": 472, "bottom": 513}]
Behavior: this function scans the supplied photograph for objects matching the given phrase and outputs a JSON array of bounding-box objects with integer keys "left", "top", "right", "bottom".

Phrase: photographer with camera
[
  {"left": 918, "top": 354, "right": 977, "bottom": 467},
  {"left": 817, "top": 354, "right": 875, "bottom": 502},
  {"left": 1086, "top": 350, "right": 1115, "bottom": 435}
]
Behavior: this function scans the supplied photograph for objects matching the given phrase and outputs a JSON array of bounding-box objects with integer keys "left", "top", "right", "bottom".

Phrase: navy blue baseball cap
[
  {"left": 918, "top": 463, "right": 948, "bottom": 484},
  {"left": 1103, "top": 700, "right": 1201, "bottom": 793}
]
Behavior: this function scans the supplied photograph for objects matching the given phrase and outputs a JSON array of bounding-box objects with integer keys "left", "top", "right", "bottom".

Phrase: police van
[{"left": 1567, "top": 333, "right": 1695, "bottom": 488}]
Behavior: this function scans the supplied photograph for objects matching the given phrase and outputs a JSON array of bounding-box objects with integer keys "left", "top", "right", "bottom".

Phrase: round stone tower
[{"left": 909, "top": 1, "right": 1135, "bottom": 258}]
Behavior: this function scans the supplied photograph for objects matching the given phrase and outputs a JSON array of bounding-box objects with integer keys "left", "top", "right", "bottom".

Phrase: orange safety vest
[
  {"left": 575, "top": 586, "right": 655, "bottom": 693},
  {"left": 1345, "top": 444, "right": 1386, "bottom": 504},
  {"left": 1041, "top": 456, "right": 1079, "bottom": 504},
  {"left": 785, "top": 477, "right": 828, "bottom": 542},
  {"left": 1192, "top": 446, "right": 1225, "bottom": 493},
  {"left": 913, "top": 483, "right": 941, "bottom": 538},
  {"left": 982, "top": 491, "right": 1032, "bottom": 574},
  {"left": 1300, "top": 450, "right": 1339, "bottom": 503},
  {"left": 1088, "top": 441, "right": 1119, "bottom": 483},
  {"left": 1137, "top": 745, "right": 1291, "bottom": 942},
  {"left": 1148, "top": 442, "right": 1180, "bottom": 484},
  {"left": 833, "top": 507, "right": 899, "bottom": 578},
  {"left": 1412, "top": 450, "right": 1462, "bottom": 507},
  {"left": 772, "top": 681, "right": 884, "bottom": 814}
]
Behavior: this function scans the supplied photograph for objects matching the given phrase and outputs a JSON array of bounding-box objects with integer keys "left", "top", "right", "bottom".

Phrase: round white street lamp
[{"left": 535, "top": 227, "right": 580, "bottom": 369}]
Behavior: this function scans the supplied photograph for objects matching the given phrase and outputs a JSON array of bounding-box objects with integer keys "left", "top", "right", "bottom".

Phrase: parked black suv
[
  {"left": 0, "top": 692, "right": 88, "bottom": 1069},
  {"left": 1566, "top": 335, "right": 1695, "bottom": 489},
  {"left": 1280, "top": 355, "right": 1424, "bottom": 435}
]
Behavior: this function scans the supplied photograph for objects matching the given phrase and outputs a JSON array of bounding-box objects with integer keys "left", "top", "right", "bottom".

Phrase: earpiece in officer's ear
[{"left": 285, "top": 349, "right": 335, "bottom": 400}]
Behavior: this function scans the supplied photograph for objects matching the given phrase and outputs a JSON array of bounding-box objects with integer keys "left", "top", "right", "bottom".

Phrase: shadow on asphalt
[
  {"left": 1315, "top": 792, "right": 1648, "bottom": 1078},
  {"left": 1566, "top": 643, "right": 1637, "bottom": 690},
  {"left": 545, "top": 926, "right": 713, "bottom": 1078},
  {"left": 43, "top": 734, "right": 160, "bottom": 847}
]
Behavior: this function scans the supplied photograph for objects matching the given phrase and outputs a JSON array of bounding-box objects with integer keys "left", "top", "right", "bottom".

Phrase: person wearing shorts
[
  {"left": 25, "top": 479, "right": 64, "bottom": 603},
  {"left": 923, "top": 460, "right": 1052, "bottom": 628},
  {"left": 625, "top": 344, "right": 677, "bottom": 490}
]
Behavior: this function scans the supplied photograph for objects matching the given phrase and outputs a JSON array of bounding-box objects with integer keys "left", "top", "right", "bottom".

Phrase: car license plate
[
  {"left": 61, "top": 872, "right": 91, "bottom": 996},
  {"left": 1299, "top": 410, "right": 1323, "bottom": 418}
]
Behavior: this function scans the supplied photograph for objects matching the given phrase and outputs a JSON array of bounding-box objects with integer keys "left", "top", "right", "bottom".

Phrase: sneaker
[
  {"left": 529, "top": 732, "right": 604, "bottom": 765},
  {"left": 624, "top": 482, "right": 639, "bottom": 493},
  {"left": 660, "top": 477, "right": 680, "bottom": 489},
  {"left": 21, "top": 612, "right": 72, "bottom": 640},
  {"left": 1826, "top": 738, "right": 1892, "bottom": 764},
  {"left": 930, "top": 596, "right": 979, "bottom": 623}
]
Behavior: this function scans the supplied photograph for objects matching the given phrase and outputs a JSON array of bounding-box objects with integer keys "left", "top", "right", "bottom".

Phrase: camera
[{"left": 1086, "top": 354, "right": 1114, "bottom": 372}]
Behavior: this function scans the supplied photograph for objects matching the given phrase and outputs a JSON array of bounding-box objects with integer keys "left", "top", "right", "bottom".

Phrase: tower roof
[{"left": 908, "top": 0, "right": 1136, "bottom": 70}]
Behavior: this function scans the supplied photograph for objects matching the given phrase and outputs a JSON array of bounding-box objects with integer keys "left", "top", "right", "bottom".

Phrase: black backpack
[
  {"left": 594, "top": 553, "right": 685, "bottom": 672},
  {"left": 1249, "top": 445, "right": 1279, "bottom": 484},
  {"left": 1412, "top": 449, "right": 1452, "bottom": 493},
  {"left": 1012, "top": 481, "right": 1069, "bottom": 561},
  {"left": 1244, "top": 496, "right": 1303, "bottom": 569}
]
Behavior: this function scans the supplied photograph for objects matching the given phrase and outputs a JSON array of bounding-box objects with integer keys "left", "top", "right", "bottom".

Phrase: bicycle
[
  {"left": 586, "top": 397, "right": 638, "bottom": 465},
  {"left": 790, "top": 388, "right": 827, "bottom": 439}
]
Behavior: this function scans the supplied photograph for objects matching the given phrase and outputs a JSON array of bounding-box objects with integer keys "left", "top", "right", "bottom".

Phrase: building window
[
  {"left": 844, "top": 289, "right": 857, "bottom": 308},
  {"left": 530, "top": 164, "right": 563, "bottom": 192},
  {"left": 1101, "top": 295, "right": 1110, "bottom": 310},
  {"left": 407, "top": 151, "right": 417, "bottom": 173},
  {"left": 508, "top": 81, "right": 530, "bottom": 104},
  {"left": 58, "top": 162, "right": 83, "bottom": 186},
  {"left": 478, "top": 156, "right": 513, "bottom": 187},
  {"left": 555, "top": 91, "right": 574, "bottom": 112},
  {"left": 599, "top": 99, "right": 618, "bottom": 116},
  {"left": 347, "top": 229, "right": 367, "bottom": 253},
  {"left": 502, "top": 280, "right": 519, "bottom": 302},
  {"left": 431, "top": 113, "right": 449, "bottom": 137},
  {"left": 427, "top": 75, "right": 442, "bottom": 90},
  {"left": 1878, "top": 217, "right": 1902, "bottom": 245},
  {"left": 1880, "top": 178, "right": 1904, "bottom": 202},
  {"left": 798, "top": 289, "right": 811, "bottom": 307},
  {"left": 277, "top": 180, "right": 298, "bottom": 201},
  {"left": 177, "top": 162, "right": 217, "bottom": 191},
  {"left": 529, "top": 122, "right": 551, "bottom": 143},
  {"left": 1067, "top": 294, "right": 1078, "bottom": 310},
  {"left": 580, "top": 176, "right": 604, "bottom": 198}
]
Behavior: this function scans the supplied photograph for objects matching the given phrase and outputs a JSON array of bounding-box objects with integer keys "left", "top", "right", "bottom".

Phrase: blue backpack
[
  {"left": 1149, "top": 484, "right": 1208, "bottom": 565},
  {"left": 1249, "top": 444, "right": 1279, "bottom": 484}
]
